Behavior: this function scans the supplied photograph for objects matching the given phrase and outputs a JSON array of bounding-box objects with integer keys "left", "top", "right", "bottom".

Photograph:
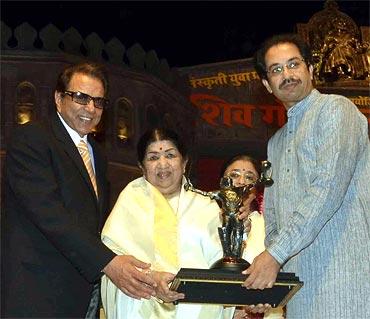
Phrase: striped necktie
[{"left": 77, "top": 140, "right": 98, "bottom": 197}]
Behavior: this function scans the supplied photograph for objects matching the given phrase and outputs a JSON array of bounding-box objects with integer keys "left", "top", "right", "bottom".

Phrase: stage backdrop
[{"left": 174, "top": 59, "right": 370, "bottom": 190}]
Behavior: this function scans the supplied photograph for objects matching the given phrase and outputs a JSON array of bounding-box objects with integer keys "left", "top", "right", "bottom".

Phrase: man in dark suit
[{"left": 1, "top": 62, "right": 156, "bottom": 318}]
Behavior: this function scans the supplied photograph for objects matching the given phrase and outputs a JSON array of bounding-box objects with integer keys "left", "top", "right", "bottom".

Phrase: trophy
[
  {"left": 170, "top": 161, "right": 303, "bottom": 307},
  {"left": 184, "top": 160, "right": 274, "bottom": 272}
]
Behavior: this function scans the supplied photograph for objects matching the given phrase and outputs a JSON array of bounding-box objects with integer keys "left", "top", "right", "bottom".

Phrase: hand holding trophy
[
  {"left": 171, "top": 161, "right": 302, "bottom": 308},
  {"left": 184, "top": 161, "right": 273, "bottom": 272}
]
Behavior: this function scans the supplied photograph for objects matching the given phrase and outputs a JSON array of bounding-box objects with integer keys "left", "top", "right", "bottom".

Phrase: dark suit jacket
[{"left": 1, "top": 113, "right": 115, "bottom": 317}]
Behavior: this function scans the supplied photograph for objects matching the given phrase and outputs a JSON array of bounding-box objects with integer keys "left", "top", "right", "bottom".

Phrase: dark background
[{"left": 2, "top": 1, "right": 369, "bottom": 67}]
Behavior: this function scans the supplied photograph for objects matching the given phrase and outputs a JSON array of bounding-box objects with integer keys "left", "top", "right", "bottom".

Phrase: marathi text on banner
[
  {"left": 349, "top": 96, "right": 370, "bottom": 123},
  {"left": 190, "top": 93, "right": 286, "bottom": 128},
  {"left": 189, "top": 71, "right": 259, "bottom": 89}
]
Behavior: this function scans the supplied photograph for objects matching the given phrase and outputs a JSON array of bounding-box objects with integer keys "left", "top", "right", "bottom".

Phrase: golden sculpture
[
  {"left": 319, "top": 23, "right": 369, "bottom": 81},
  {"left": 301, "top": 0, "right": 369, "bottom": 84}
]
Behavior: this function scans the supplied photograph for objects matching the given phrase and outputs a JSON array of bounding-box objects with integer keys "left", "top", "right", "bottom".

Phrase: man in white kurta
[{"left": 263, "top": 89, "right": 370, "bottom": 318}]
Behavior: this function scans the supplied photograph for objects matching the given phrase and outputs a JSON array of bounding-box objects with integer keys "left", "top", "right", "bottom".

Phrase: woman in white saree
[{"left": 101, "top": 128, "right": 236, "bottom": 319}]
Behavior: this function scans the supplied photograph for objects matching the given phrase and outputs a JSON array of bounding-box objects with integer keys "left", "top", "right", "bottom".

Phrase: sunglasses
[{"left": 63, "top": 91, "right": 109, "bottom": 109}]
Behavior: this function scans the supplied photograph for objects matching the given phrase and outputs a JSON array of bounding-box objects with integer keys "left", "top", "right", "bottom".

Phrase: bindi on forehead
[
  {"left": 146, "top": 147, "right": 176, "bottom": 154},
  {"left": 234, "top": 168, "right": 250, "bottom": 172}
]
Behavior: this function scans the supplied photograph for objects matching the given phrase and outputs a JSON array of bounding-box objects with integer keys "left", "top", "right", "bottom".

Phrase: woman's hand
[
  {"left": 238, "top": 192, "right": 256, "bottom": 233},
  {"left": 233, "top": 308, "right": 249, "bottom": 319},
  {"left": 233, "top": 304, "right": 271, "bottom": 318},
  {"left": 150, "top": 270, "right": 185, "bottom": 303},
  {"left": 244, "top": 304, "right": 272, "bottom": 314}
]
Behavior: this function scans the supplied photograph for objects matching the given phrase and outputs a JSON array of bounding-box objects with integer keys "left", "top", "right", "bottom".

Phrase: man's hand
[
  {"left": 151, "top": 271, "right": 185, "bottom": 303},
  {"left": 103, "top": 255, "right": 157, "bottom": 300},
  {"left": 242, "top": 250, "right": 280, "bottom": 289}
]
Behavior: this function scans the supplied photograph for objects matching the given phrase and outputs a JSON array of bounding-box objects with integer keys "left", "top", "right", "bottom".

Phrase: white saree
[{"left": 101, "top": 177, "right": 234, "bottom": 319}]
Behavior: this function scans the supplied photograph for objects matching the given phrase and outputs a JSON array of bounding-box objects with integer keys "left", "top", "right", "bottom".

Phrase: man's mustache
[{"left": 279, "top": 77, "right": 301, "bottom": 89}]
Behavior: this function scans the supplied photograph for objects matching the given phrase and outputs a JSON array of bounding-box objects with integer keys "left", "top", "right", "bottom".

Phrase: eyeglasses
[
  {"left": 266, "top": 58, "right": 305, "bottom": 76},
  {"left": 63, "top": 91, "right": 109, "bottom": 109},
  {"left": 226, "top": 170, "right": 258, "bottom": 184}
]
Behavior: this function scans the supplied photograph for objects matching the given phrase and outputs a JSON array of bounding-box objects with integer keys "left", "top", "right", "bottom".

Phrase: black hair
[
  {"left": 55, "top": 62, "right": 109, "bottom": 97},
  {"left": 254, "top": 33, "right": 313, "bottom": 80},
  {"left": 137, "top": 127, "right": 188, "bottom": 165},
  {"left": 220, "top": 154, "right": 262, "bottom": 212},
  {"left": 220, "top": 154, "right": 260, "bottom": 180}
]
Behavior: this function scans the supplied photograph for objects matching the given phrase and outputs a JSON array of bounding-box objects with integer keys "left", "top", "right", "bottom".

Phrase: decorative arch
[
  {"left": 114, "top": 97, "right": 134, "bottom": 144},
  {"left": 15, "top": 81, "right": 36, "bottom": 124}
]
